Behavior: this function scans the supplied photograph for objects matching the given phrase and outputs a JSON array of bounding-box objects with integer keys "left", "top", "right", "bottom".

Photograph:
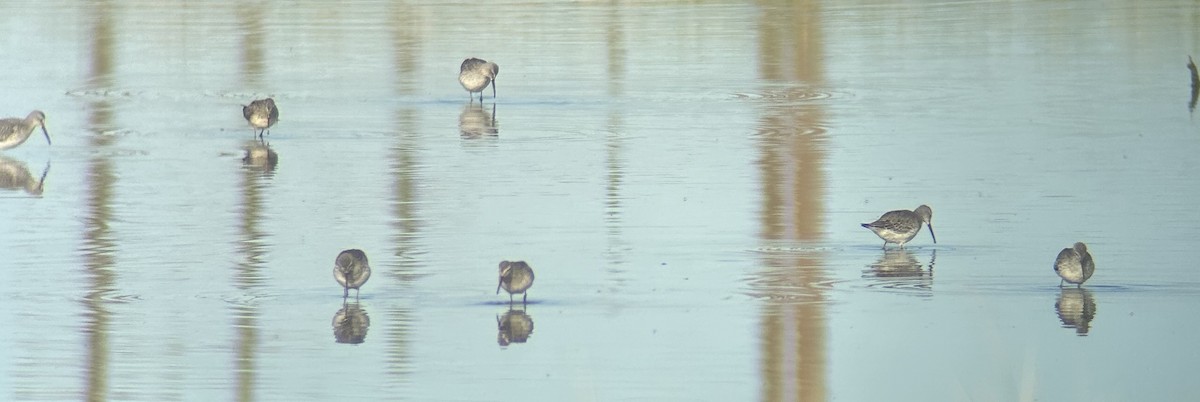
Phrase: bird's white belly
[
  {"left": 248, "top": 115, "right": 271, "bottom": 129},
  {"left": 459, "top": 74, "right": 491, "bottom": 92},
  {"left": 877, "top": 228, "right": 918, "bottom": 243}
]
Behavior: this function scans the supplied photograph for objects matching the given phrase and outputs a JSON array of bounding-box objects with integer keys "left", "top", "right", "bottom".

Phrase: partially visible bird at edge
[{"left": 0, "top": 110, "right": 51, "bottom": 151}]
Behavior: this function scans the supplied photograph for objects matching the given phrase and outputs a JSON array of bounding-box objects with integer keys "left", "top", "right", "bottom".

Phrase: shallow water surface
[{"left": 1, "top": 1, "right": 1199, "bottom": 401}]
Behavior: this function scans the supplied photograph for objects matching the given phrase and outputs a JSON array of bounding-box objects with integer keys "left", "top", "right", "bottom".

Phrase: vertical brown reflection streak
[
  {"left": 238, "top": 5, "right": 266, "bottom": 88},
  {"left": 605, "top": 1, "right": 626, "bottom": 96},
  {"left": 386, "top": 4, "right": 427, "bottom": 383},
  {"left": 233, "top": 159, "right": 272, "bottom": 401},
  {"left": 604, "top": 111, "right": 628, "bottom": 288},
  {"left": 234, "top": 7, "right": 270, "bottom": 401},
  {"left": 386, "top": 108, "right": 421, "bottom": 382},
  {"left": 603, "top": 0, "right": 628, "bottom": 289},
  {"left": 391, "top": 3, "right": 423, "bottom": 95},
  {"left": 755, "top": 1, "right": 828, "bottom": 402},
  {"left": 81, "top": 3, "right": 116, "bottom": 401}
]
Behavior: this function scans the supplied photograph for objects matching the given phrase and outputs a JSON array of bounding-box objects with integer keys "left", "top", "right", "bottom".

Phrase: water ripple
[{"left": 732, "top": 87, "right": 840, "bottom": 104}]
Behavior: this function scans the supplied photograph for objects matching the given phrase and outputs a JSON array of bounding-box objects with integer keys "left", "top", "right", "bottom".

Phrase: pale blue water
[{"left": 1, "top": 1, "right": 1199, "bottom": 401}]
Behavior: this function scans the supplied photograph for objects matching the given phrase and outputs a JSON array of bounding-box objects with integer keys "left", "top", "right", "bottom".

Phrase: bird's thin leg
[
  {"left": 522, "top": 293, "right": 527, "bottom": 306},
  {"left": 1076, "top": 283, "right": 1082, "bottom": 289},
  {"left": 343, "top": 287, "right": 349, "bottom": 298},
  {"left": 1059, "top": 279, "right": 1064, "bottom": 288}
]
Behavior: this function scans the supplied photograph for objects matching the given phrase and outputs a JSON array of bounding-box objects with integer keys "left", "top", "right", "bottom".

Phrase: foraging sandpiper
[
  {"left": 861, "top": 205, "right": 937, "bottom": 249},
  {"left": 335, "top": 249, "right": 372, "bottom": 299},
  {"left": 242, "top": 98, "right": 279, "bottom": 138},
  {"left": 0, "top": 111, "right": 51, "bottom": 151},
  {"left": 1054, "top": 242, "right": 1095, "bottom": 287},
  {"left": 459, "top": 58, "right": 499, "bottom": 102},
  {"left": 496, "top": 260, "right": 534, "bottom": 305}
]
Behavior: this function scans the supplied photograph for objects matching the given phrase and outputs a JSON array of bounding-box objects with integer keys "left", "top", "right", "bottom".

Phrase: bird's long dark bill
[
  {"left": 496, "top": 279, "right": 502, "bottom": 294},
  {"left": 927, "top": 224, "right": 937, "bottom": 244},
  {"left": 40, "top": 126, "right": 51, "bottom": 146},
  {"left": 491, "top": 80, "right": 497, "bottom": 98}
]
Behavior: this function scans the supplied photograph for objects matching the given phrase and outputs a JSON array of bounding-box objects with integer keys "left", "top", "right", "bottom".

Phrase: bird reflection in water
[
  {"left": 863, "top": 249, "right": 935, "bottom": 291},
  {"left": 242, "top": 140, "right": 278, "bottom": 173},
  {"left": 1188, "top": 56, "right": 1198, "bottom": 113},
  {"left": 332, "top": 301, "right": 371, "bottom": 344},
  {"left": 496, "top": 308, "right": 534, "bottom": 347},
  {"left": 1055, "top": 287, "right": 1097, "bottom": 336},
  {"left": 459, "top": 103, "right": 498, "bottom": 139},
  {"left": 0, "top": 156, "right": 48, "bottom": 196}
]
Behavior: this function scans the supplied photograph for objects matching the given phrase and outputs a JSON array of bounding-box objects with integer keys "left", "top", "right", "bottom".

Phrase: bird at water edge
[
  {"left": 861, "top": 205, "right": 937, "bottom": 249},
  {"left": 459, "top": 58, "right": 499, "bottom": 102},
  {"left": 242, "top": 98, "right": 279, "bottom": 138},
  {"left": 1054, "top": 242, "right": 1095, "bottom": 287},
  {"left": 335, "top": 249, "right": 372, "bottom": 299},
  {"left": 497, "top": 260, "right": 534, "bottom": 305}
]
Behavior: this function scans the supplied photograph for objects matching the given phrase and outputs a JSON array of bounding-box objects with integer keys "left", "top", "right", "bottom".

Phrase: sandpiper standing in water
[
  {"left": 861, "top": 205, "right": 937, "bottom": 249},
  {"left": 0, "top": 111, "right": 51, "bottom": 151},
  {"left": 497, "top": 260, "right": 534, "bottom": 305},
  {"left": 242, "top": 98, "right": 279, "bottom": 139},
  {"left": 1054, "top": 242, "right": 1095, "bottom": 287},
  {"left": 335, "top": 249, "right": 372, "bottom": 299},
  {"left": 459, "top": 58, "right": 499, "bottom": 102}
]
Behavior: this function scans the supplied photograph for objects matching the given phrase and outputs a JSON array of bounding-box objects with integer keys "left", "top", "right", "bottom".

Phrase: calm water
[{"left": 2, "top": 1, "right": 1199, "bottom": 401}]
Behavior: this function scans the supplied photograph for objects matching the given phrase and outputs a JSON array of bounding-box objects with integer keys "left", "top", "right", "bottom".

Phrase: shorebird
[
  {"left": 1054, "top": 242, "right": 1095, "bottom": 287},
  {"left": 334, "top": 249, "right": 372, "bottom": 299},
  {"left": 242, "top": 98, "right": 279, "bottom": 138},
  {"left": 459, "top": 58, "right": 499, "bottom": 102},
  {"left": 0, "top": 111, "right": 51, "bottom": 151},
  {"left": 497, "top": 260, "right": 534, "bottom": 305},
  {"left": 861, "top": 205, "right": 937, "bottom": 249}
]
